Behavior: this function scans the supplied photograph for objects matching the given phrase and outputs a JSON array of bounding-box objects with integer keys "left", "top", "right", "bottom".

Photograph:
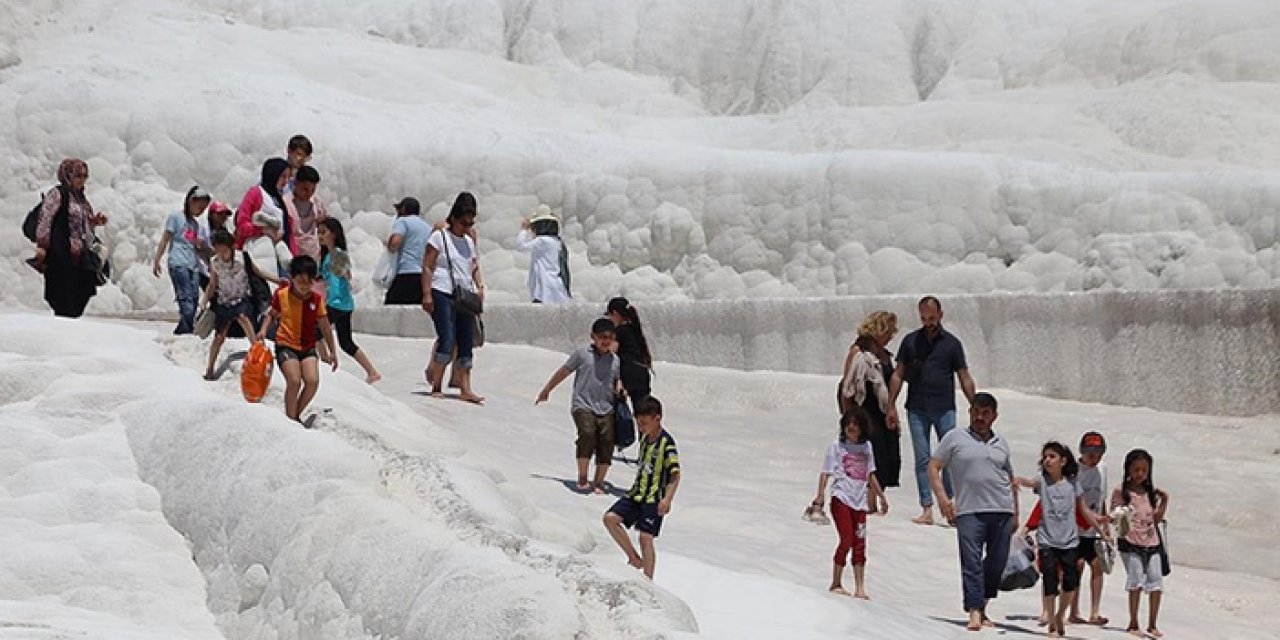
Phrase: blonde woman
[{"left": 838, "top": 310, "right": 900, "bottom": 492}]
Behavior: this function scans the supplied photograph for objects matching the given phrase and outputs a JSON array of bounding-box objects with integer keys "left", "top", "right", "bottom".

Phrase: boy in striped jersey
[{"left": 604, "top": 396, "right": 681, "bottom": 579}]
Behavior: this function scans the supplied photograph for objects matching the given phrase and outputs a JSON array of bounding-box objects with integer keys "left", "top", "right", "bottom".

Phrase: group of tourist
[
  {"left": 25, "top": 147, "right": 1169, "bottom": 637},
  {"left": 819, "top": 297, "right": 1170, "bottom": 637}
]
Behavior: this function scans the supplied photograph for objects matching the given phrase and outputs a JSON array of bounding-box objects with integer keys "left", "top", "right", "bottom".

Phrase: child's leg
[
  {"left": 1147, "top": 590, "right": 1162, "bottom": 636},
  {"left": 280, "top": 357, "right": 303, "bottom": 421},
  {"left": 236, "top": 314, "right": 257, "bottom": 343},
  {"left": 592, "top": 413, "right": 615, "bottom": 493},
  {"left": 1127, "top": 590, "right": 1141, "bottom": 635},
  {"left": 206, "top": 327, "right": 229, "bottom": 378},
  {"left": 851, "top": 509, "right": 869, "bottom": 599},
  {"left": 1087, "top": 556, "right": 1107, "bottom": 623},
  {"left": 354, "top": 349, "right": 381, "bottom": 383},
  {"left": 829, "top": 499, "right": 855, "bottom": 593},
  {"left": 638, "top": 532, "right": 657, "bottom": 579},
  {"left": 1056, "top": 549, "right": 1080, "bottom": 633},
  {"left": 602, "top": 510, "right": 641, "bottom": 568},
  {"left": 572, "top": 411, "right": 596, "bottom": 489},
  {"left": 296, "top": 356, "right": 321, "bottom": 418}
]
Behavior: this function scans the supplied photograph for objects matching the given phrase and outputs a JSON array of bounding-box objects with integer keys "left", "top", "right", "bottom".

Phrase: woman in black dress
[
  {"left": 32, "top": 158, "right": 107, "bottom": 318},
  {"left": 838, "top": 310, "right": 901, "bottom": 490},
  {"left": 605, "top": 297, "right": 653, "bottom": 409}
]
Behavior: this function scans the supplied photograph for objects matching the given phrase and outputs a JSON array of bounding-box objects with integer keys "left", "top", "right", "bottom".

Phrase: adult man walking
[
  {"left": 888, "top": 296, "right": 977, "bottom": 525},
  {"left": 929, "top": 392, "right": 1018, "bottom": 632},
  {"left": 384, "top": 196, "right": 430, "bottom": 305}
]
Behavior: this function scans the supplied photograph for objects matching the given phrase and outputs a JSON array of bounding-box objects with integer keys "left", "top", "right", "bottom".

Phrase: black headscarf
[{"left": 260, "top": 157, "right": 289, "bottom": 210}]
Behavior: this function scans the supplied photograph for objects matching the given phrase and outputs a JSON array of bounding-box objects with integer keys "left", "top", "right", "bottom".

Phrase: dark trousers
[
  {"left": 956, "top": 512, "right": 1013, "bottom": 612},
  {"left": 384, "top": 273, "right": 423, "bottom": 305}
]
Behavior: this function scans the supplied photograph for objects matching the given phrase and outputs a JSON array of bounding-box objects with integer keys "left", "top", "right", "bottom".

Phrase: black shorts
[
  {"left": 1077, "top": 538, "right": 1099, "bottom": 563},
  {"left": 276, "top": 345, "right": 317, "bottom": 367},
  {"left": 608, "top": 499, "right": 663, "bottom": 537}
]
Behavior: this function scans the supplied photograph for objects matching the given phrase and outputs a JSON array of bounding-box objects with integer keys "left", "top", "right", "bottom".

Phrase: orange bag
[{"left": 241, "top": 342, "right": 274, "bottom": 403}]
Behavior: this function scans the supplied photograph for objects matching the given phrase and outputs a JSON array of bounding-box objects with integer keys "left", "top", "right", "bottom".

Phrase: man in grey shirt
[
  {"left": 536, "top": 318, "right": 623, "bottom": 495},
  {"left": 929, "top": 392, "right": 1018, "bottom": 632}
]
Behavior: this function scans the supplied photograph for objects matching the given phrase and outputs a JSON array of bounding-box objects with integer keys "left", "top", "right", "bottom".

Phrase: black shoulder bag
[{"left": 441, "top": 230, "right": 483, "bottom": 316}]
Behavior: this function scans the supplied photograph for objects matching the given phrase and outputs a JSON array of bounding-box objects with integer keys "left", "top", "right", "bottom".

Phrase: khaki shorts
[{"left": 572, "top": 409, "right": 616, "bottom": 464}]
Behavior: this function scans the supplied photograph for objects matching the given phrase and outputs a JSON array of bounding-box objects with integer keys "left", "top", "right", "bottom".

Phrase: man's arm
[
  {"left": 958, "top": 368, "right": 977, "bottom": 404},
  {"left": 929, "top": 458, "right": 954, "bottom": 522}
]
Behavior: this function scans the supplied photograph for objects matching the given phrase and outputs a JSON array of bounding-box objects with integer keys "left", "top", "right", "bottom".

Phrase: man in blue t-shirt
[
  {"left": 888, "top": 296, "right": 977, "bottom": 526},
  {"left": 384, "top": 196, "right": 430, "bottom": 305}
]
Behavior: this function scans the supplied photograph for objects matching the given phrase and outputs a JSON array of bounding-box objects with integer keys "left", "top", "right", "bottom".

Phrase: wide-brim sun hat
[{"left": 529, "top": 204, "right": 558, "bottom": 223}]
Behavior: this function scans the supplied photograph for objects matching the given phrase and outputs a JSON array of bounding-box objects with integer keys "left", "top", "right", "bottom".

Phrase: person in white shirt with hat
[{"left": 515, "top": 204, "right": 572, "bottom": 304}]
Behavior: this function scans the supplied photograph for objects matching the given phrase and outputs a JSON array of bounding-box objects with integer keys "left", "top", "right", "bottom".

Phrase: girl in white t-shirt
[{"left": 812, "top": 405, "right": 888, "bottom": 599}]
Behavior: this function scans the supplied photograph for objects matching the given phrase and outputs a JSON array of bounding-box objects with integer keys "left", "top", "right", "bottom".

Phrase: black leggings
[{"left": 329, "top": 308, "right": 360, "bottom": 357}]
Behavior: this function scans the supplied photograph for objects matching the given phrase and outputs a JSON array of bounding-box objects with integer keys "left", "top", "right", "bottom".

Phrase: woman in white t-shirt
[
  {"left": 811, "top": 406, "right": 889, "bottom": 600},
  {"left": 420, "top": 192, "right": 485, "bottom": 404}
]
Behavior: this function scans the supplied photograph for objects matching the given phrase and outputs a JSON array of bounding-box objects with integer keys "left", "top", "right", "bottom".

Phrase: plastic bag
[
  {"left": 1095, "top": 538, "right": 1116, "bottom": 574},
  {"left": 999, "top": 534, "right": 1039, "bottom": 591},
  {"left": 241, "top": 342, "right": 274, "bottom": 403},
  {"left": 372, "top": 250, "right": 397, "bottom": 289}
]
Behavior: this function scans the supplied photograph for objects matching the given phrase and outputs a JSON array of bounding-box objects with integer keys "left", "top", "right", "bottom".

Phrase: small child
[
  {"left": 535, "top": 318, "right": 622, "bottom": 494},
  {"left": 317, "top": 217, "right": 381, "bottom": 383},
  {"left": 1071, "top": 431, "right": 1111, "bottom": 626},
  {"left": 256, "top": 255, "right": 337, "bottom": 423},
  {"left": 1014, "top": 442, "right": 1108, "bottom": 639},
  {"left": 1112, "top": 449, "right": 1169, "bottom": 639},
  {"left": 811, "top": 405, "right": 887, "bottom": 600},
  {"left": 200, "top": 229, "right": 258, "bottom": 380},
  {"left": 603, "top": 396, "right": 680, "bottom": 579}
]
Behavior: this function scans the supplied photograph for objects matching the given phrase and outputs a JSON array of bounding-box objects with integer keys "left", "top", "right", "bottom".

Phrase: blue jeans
[
  {"left": 956, "top": 512, "right": 1013, "bottom": 612},
  {"left": 430, "top": 289, "right": 475, "bottom": 369},
  {"left": 169, "top": 266, "right": 200, "bottom": 334},
  {"left": 909, "top": 409, "right": 956, "bottom": 507}
]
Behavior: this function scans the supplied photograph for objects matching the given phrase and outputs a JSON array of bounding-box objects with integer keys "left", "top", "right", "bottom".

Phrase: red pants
[{"left": 831, "top": 498, "right": 868, "bottom": 567}]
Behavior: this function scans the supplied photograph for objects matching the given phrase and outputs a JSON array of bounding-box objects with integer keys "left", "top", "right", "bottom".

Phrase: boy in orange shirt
[{"left": 258, "top": 255, "right": 337, "bottom": 422}]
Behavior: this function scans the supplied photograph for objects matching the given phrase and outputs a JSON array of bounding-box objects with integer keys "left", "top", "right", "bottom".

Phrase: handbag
[
  {"left": 441, "top": 229, "right": 483, "bottom": 316},
  {"left": 473, "top": 316, "right": 486, "bottom": 348},
  {"left": 194, "top": 307, "right": 216, "bottom": 339},
  {"left": 80, "top": 236, "right": 110, "bottom": 286},
  {"left": 1157, "top": 520, "right": 1171, "bottom": 576}
]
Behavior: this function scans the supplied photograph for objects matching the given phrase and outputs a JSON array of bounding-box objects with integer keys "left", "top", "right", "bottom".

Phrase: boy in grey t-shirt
[{"left": 536, "top": 318, "right": 622, "bottom": 494}]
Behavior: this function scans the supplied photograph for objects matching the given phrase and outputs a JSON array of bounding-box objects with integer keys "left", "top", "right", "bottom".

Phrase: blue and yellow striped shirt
[{"left": 626, "top": 430, "right": 680, "bottom": 504}]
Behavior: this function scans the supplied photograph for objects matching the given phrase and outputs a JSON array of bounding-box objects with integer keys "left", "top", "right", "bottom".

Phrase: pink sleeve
[
  {"left": 35, "top": 187, "right": 62, "bottom": 249},
  {"left": 234, "top": 187, "right": 263, "bottom": 248}
]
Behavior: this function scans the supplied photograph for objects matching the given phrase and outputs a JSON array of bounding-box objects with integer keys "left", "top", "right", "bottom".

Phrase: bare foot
[
  {"left": 203, "top": 372, "right": 217, "bottom": 381},
  {"left": 365, "top": 372, "right": 382, "bottom": 384},
  {"left": 982, "top": 616, "right": 995, "bottom": 628},
  {"left": 430, "top": 390, "right": 445, "bottom": 399},
  {"left": 1127, "top": 625, "right": 1143, "bottom": 637},
  {"left": 853, "top": 591, "right": 870, "bottom": 600},
  {"left": 829, "top": 586, "right": 851, "bottom": 596},
  {"left": 576, "top": 479, "right": 590, "bottom": 492},
  {"left": 1088, "top": 616, "right": 1109, "bottom": 626},
  {"left": 1147, "top": 628, "right": 1163, "bottom": 638},
  {"left": 966, "top": 612, "right": 983, "bottom": 632},
  {"left": 1068, "top": 616, "right": 1088, "bottom": 625},
  {"left": 911, "top": 513, "right": 934, "bottom": 526},
  {"left": 1038, "top": 616, "right": 1050, "bottom": 627},
  {"left": 627, "top": 555, "right": 644, "bottom": 570},
  {"left": 448, "top": 378, "right": 462, "bottom": 389},
  {"left": 459, "top": 391, "right": 485, "bottom": 405},
  {"left": 592, "top": 484, "right": 606, "bottom": 495}
]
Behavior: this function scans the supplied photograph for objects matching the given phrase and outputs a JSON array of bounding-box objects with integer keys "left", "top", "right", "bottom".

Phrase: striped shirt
[
  {"left": 271, "top": 286, "right": 327, "bottom": 351},
  {"left": 625, "top": 430, "right": 680, "bottom": 504}
]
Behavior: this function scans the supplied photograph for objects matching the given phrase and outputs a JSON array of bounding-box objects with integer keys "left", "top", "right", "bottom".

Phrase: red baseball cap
[{"left": 1080, "top": 431, "right": 1106, "bottom": 454}]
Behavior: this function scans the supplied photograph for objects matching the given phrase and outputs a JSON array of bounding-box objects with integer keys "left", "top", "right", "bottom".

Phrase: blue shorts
[{"left": 608, "top": 499, "right": 664, "bottom": 537}]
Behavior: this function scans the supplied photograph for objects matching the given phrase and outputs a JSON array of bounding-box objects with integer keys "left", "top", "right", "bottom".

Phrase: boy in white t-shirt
[
  {"left": 811, "top": 405, "right": 888, "bottom": 599},
  {"left": 1071, "top": 431, "right": 1112, "bottom": 626}
]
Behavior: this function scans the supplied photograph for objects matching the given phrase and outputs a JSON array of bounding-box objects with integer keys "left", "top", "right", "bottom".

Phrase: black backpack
[{"left": 22, "top": 186, "right": 68, "bottom": 242}]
